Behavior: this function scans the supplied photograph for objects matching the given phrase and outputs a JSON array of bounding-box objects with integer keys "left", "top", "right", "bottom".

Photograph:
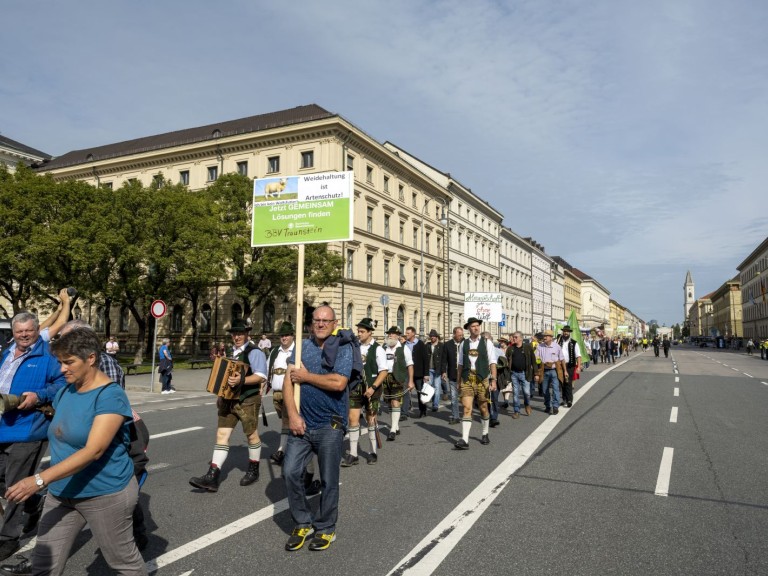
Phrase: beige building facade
[
  {"left": 710, "top": 277, "right": 742, "bottom": 338},
  {"left": 41, "top": 105, "right": 450, "bottom": 352},
  {"left": 737, "top": 236, "right": 768, "bottom": 340},
  {"left": 499, "top": 226, "right": 533, "bottom": 336}
]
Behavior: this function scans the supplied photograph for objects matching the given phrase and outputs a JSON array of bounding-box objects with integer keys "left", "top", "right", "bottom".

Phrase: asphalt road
[{"left": 13, "top": 346, "right": 768, "bottom": 576}]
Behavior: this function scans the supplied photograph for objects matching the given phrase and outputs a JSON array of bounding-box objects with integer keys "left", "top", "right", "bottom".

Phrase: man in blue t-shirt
[{"left": 282, "top": 305, "right": 352, "bottom": 553}]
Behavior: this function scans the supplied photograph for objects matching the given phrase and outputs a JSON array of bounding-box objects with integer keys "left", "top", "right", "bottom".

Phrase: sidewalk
[{"left": 125, "top": 367, "right": 210, "bottom": 404}]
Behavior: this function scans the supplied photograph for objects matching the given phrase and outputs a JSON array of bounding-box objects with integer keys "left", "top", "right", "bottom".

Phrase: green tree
[{"left": 208, "top": 173, "right": 343, "bottom": 324}]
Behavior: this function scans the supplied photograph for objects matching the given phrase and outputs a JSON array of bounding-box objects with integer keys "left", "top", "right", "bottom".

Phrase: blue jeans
[
  {"left": 541, "top": 370, "right": 561, "bottom": 409},
  {"left": 510, "top": 371, "right": 530, "bottom": 413},
  {"left": 448, "top": 379, "right": 460, "bottom": 420},
  {"left": 489, "top": 387, "right": 499, "bottom": 420},
  {"left": 429, "top": 369, "right": 442, "bottom": 409},
  {"left": 284, "top": 426, "right": 344, "bottom": 533}
]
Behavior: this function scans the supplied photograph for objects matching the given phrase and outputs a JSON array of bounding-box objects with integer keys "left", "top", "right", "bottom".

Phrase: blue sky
[{"left": 2, "top": 0, "right": 766, "bottom": 328}]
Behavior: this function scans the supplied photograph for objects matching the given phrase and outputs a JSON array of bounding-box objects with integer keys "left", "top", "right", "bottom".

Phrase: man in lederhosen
[
  {"left": 268, "top": 322, "right": 296, "bottom": 465},
  {"left": 342, "top": 318, "right": 388, "bottom": 466},
  {"left": 455, "top": 317, "right": 497, "bottom": 449},
  {"left": 189, "top": 321, "right": 268, "bottom": 491},
  {"left": 382, "top": 326, "right": 414, "bottom": 442}
]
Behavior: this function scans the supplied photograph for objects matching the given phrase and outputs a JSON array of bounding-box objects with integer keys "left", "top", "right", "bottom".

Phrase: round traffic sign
[
  {"left": 380, "top": 294, "right": 390, "bottom": 306},
  {"left": 150, "top": 300, "right": 167, "bottom": 319}
]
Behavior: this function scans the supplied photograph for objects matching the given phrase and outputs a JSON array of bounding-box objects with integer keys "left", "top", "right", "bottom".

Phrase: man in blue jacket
[{"left": 0, "top": 312, "right": 66, "bottom": 560}]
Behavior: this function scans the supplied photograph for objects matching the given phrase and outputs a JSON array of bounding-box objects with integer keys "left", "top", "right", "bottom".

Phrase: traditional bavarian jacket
[
  {"left": 232, "top": 342, "right": 268, "bottom": 401},
  {"left": 268, "top": 342, "right": 294, "bottom": 392},
  {"left": 384, "top": 342, "right": 412, "bottom": 384},
  {"left": 360, "top": 340, "right": 388, "bottom": 387},
  {"left": 460, "top": 336, "right": 496, "bottom": 381},
  {"left": 558, "top": 337, "right": 581, "bottom": 368}
]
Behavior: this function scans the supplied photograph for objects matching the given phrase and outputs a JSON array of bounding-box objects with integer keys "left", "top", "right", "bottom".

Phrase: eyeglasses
[{"left": 312, "top": 318, "right": 336, "bottom": 325}]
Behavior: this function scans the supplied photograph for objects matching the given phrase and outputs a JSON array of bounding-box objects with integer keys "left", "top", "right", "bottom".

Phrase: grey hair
[
  {"left": 162, "top": 338, "right": 170, "bottom": 345},
  {"left": 12, "top": 311, "right": 39, "bottom": 330}
]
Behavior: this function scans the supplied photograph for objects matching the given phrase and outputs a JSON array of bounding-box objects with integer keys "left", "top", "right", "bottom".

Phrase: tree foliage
[{"left": 0, "top": 167, "right": 343, "bottom": 359}]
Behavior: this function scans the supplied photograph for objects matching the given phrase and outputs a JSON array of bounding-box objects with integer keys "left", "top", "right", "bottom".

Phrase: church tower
[{"left": 684, "top": 271, "right": 695, "bottom": 321}]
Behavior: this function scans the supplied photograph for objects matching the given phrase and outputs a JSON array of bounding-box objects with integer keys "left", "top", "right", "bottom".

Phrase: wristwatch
[{"left": 34, "top": 473, "right": 45, "bottom": 489}]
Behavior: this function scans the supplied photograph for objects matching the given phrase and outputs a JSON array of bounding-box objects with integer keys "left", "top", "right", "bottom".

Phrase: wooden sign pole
[{"left": 293, "top": 244, "right": 305, "bottom": 411}]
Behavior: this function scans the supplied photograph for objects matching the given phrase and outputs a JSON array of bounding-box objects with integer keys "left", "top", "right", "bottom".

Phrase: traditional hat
[
  {"left": 227, "top": 321, "right": 252, "bottom": 333},
  {"left": 561, "top": 325, "right": 572, "bottom": 332},
  {"left": 386, "top": 326, "right": 402, "bottom": 335},
  {"left": 356, "top": 317, "right": 375, "bottom": 332},
  {"left": 542, "top": 329, "right": 554, "bottom": 337},
  {"left": 277, "top": 321, "right": 295, "bottom": 336},
  {"left": 463, "top": 317, "right": 483, "bottom": 330},
  {"left": 428, "top": 329, "right": 440, "bottom": 338},
  {"left": 498, "top": 337, "right": 509, "bottom": 344}
]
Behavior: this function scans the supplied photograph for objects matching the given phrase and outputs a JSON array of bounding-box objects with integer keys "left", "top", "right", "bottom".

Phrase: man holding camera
[{"left": 0, "top": 312, "right": 66, "bottom": 560}]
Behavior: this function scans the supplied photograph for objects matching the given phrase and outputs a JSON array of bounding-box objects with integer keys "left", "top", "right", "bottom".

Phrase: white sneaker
[
  {"left": 161, "top": 390, "right": 171, "bottom": 395},
  {"left": 170, "top": 389, "right": 176, "bottom": 393}
]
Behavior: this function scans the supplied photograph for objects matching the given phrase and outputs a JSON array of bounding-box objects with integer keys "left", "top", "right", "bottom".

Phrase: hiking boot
[
  {"left": 189, "top": 465, "right": 221, "bottom": 492},
  {"left": 480, "top": 434, "right": 490, "bottom": 445},
  {"left": 340, "top": 454, "right": 359, "bottom": 467},
  {"left": 285, "top": 526, "right": 315, "bottom": 551},
  {"left": 524, "top": 405, "right": 532, "bottom": 416},
  {"left": 270, "top": 450, "right": 285, "bottom": 465},
  {"left": 240, "top": 461, "right": 260, "bottom": 486}
]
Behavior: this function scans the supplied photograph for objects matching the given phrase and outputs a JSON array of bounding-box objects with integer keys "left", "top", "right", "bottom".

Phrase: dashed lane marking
[
  {"left": 670, "top": 407, "right": 678, "bottom": 423},
  {"left": 744, "top": 374, "right": 753, "bottom": 378},
  {"left": 655, "top": 447, "right": 675, "bottom": 497},
  {"left": 675, "top": 376, "right": 679, "bottom": 382},
  {"left": 674, "top": 388, "right": 679, "bottom": 396}
]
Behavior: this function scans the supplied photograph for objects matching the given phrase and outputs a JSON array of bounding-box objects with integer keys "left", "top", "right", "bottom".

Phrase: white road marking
[
  {"left": 674, "top": 388, "right": 679, "bottom": 396},
  {"left": 146, "top": 462, "right": 172, "bottom": 472},
  {"left": 762, "top": 382, "right": 768, "bottom": 386},
  {"left": 675, "top": 376, "right": 679, "bottom": 382},
  {"left": 723, "top": 364, "right": 729, "bottom": 367},
  {"left": 655, "top": 447, "right": 674, "bottom": 496},
  {"left": 151, "top": 426, "right": 205, "bottom": 439},
  {"left": 386, "top": 358, "right": 626, "bottom": 575},
  {"left": 731, "top": 367, "right": 739, "bottom": 372},
  {"left": 670, "top": 407, "right": 678, "bottom": 423},
  {"left": 744, "top": 374, "right": 753, "bottom": 378}
]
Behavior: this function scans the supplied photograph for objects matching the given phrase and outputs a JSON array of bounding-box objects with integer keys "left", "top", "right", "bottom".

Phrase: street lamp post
[{"left": 420, "top": 197, "right": 449, "bottom": 339}]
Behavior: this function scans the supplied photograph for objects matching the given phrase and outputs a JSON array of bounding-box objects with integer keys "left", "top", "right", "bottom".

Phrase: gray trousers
[
  {"left": 31, "top": 477, "right": 147, "bottom": 576},
  {"left": 0, "top": 440, "right": 47, "bottom": 542}
]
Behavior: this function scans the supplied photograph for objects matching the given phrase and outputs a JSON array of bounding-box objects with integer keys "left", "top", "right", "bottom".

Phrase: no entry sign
[{"left": 151, "top": 300, "right": 167, "bottom": 319}]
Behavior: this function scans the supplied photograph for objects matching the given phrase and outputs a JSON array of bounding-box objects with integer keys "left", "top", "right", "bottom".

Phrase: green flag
[{"left": 567, "top": 309, "right": 588, "bottom": 360}]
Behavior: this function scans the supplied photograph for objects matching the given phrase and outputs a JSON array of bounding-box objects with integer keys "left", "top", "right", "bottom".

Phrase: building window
[
  {"left": 398, "top": 184, "right": 404, "bottom": 202},
  {"left": 102, "top": 182, "right": 113, "bottom": 190},
  {"left": 437, "top": 236, "right": 442, "bottom": 254},
  {"left": 399, "top": 222, "right": 405, "bottom": 243},
  {"left": 119, "top": 306, "right": 130, "bottom": 332},
  {"left": 207, "top": 166, "right": 218, "bottom": 182},
  {"left": 231, "top": 303, "right": 243, "bottom": 324},
  {"left": 172, "top": 304, "right": 183, "bottom": 333},
  {"left": 367, "top": 207, "right": 373, "bottom": 233},
  {"left": 412, "top": 267, "right": 418, "bottom": 290},
  {"left": 237, "top": 161, "right": 248, "bottom": 176},
  {"left": 384, "top": 215, "right": 390, "bottom": 239},
  {"left": 436, "top": 273, "right": 441, "bottom": 295},
  {"left": 201, "top": 303, "right": 212, "bottom": 333},
  {"left": 384, "top": 175, "right": 390, "bottom": 193},
  {"left": 301, "top": 150, "right": 314, "bottom": 169},
  {"left": 425, "top": 271, "right": 431, "bottom": 294},
  {"left": 179, "top": 170, "right": 190, "bottom": 185},
  {"left": 384, "top": 260, "right": 390, "bottom": 286},
  {"left": 346, "top": 154, "right": 354, "bottom": 171},
  {"left": 400, "top": 264, "right": 407, "bottom": 288},
  {"left": 397, "top": 306, "right": 405, "bottom": 332},
  {"left": 267, "top": 156, "right": 280, "bottom": 173},
  {"left": 367, "top": 305, "right": 373, "bottom": 320},
  {"left": 366, "top": 255, "right": 373, "bottom": 282},
  {"left": 346, "top": 303, "right": 354, "bottom": 328},
  {"left": 412, "top": 192, "right": 417, "bottom": 208},
  {"left": 425, "top": 232, "right": 430, "bottom": 254},
  {"left": 262, "top": 301, "right": 275, "bottom": 333},
  {"left": 366, "top": 165, "right": 373, "bottom": 184},
  {"left": 413, "top": 228, "right": 418, "bottom": 248},
  {"left": 346, "top": 249, "right": 354, "bottom": 279}
]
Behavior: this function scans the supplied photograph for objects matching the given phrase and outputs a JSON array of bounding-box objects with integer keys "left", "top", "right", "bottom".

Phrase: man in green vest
[
  {"left": 189, "top": 321, "right": 268, "bottom": 492},
  {"left": 455, "top": 317, "right": 498, "bottom": 449},
  {"left": 342, "top": 318, "right": 388, "bottom": 466},
  {"left": 267, "top": 321, "right": 296, "bottom": 465},
  {"left": 382, "top": 326, "right": 414, "bottom": 442}
]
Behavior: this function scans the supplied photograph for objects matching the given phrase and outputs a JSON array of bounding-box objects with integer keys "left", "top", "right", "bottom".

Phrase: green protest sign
[{"left": 251, "top": 171, "right": 354, "bottom": 246}]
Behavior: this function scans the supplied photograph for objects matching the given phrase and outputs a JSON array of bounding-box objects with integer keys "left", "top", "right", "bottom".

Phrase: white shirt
[
  {"left": 384, "top": 342, "right": 413, "bottom": 372},
  {"left": 463, "top": 337, "right": 497, "bottom": 371},
  {"left": 561, "top": 337, "right": 582, "bottom": 364},
  {"left": 269, "top": 342, "right": 294, "bottom": 392},
  {"left": 361, "top": 340, "right": 388, "bottom": 375}
]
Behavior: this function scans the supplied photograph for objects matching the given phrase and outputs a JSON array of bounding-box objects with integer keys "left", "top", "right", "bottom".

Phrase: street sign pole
[{"left": 150, "top": 300, "right": 167, "bottom": 393}]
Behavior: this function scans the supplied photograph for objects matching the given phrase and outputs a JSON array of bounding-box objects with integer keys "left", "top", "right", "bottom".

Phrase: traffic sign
[
  {"left": 150, "top": 300, "right": 167, "bottom": 319},
  {"left": 380, "top": 294, "right": 390, "bottom": 307}
]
